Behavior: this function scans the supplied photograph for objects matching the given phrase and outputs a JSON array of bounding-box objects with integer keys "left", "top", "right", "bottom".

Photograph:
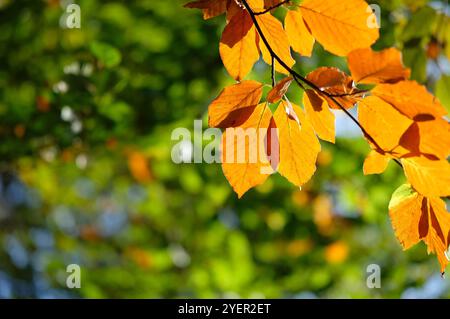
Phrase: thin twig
[
  {"left": 253, "top": 0, "right": 290, "bottom": 15},
  {"left": 328, "top": 91, "right": 369, "bottom": 98},
  {"left": 241, "top": 0, "right": 402, "bottom": 167}
]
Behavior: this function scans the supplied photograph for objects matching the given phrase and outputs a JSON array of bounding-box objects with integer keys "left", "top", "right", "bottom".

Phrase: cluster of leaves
[
  {"left": 185, "top": 0, "right": 450, "bottom": 272},
  {"left": 1, "top": 0, "right": 449, "bottom": 298}
]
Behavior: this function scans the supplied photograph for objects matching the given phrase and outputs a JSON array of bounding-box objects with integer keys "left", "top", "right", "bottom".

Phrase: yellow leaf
[
  {"left": 273, "top": 100, "right": 321, "bottom": 187},
  {"left": 363, "top": 150, "right": 390, "bottom": 175},
  {"left": 358, "top": 96, "right": 413, "bottom": 153},
  {"left": 303, "top": 89, "right": 335, "bottom": 143},
  {"left": 221, "top": 103, "right": 273, "bottom": 198},
  {"left": 208, "top": 80, "right": 263, "bottom": 128},
  {"left": 348, "top": 47, "right": 411, "bottom": 84},
  {"left": 285, "top": 10, "right": 315, "bottom": 57},
  {"left": 389, "top": 184, "right": 450, "bottom": 273},
  {"left": 256, "top": 13, "right": 295, "bottom": 75},
  {"left": 300, "top": 0, "right": 379, "bottom": 56},
  {"left": 425, "top": 197, "right": 450, "bottom": 273},
  {"left": 372, "top": 80, "right": 448, "bottom": 120},
  {"left": 401, "top": 157, "right": 450, "bottom": 198},
  {"left": 264, "top": 0, "right": 285, "bottom": 9},
  {"left": 220, "top": 10, "right": 259, "bottom": 80},
  {"left": 247, "top": 0, "right": 265, "bottom": 11},
  {"left": 388, "top": 184, "right": 423, "bottom": 250},
  {"left": 306, "top": 67, "right": 362, "bottom": 110},
  {"left": 267, "top": 76, "right": 293, "bottom": 103},
  {"left": 399, "top": 118, "right": 450, "bottom": 160}
]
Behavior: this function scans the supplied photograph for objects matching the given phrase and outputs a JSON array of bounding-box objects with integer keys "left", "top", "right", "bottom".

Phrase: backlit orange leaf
[
  {"left": 208, "top": 80, "right": 263, "bottom": 128},
  {"left": 221, "top": 103, "right": 273, "bottom": 197},
  {"left": 358, "top": 96, "right": 413, "bottom": 153},
  {"left": 372, "top": 81, "right": 448, "bottom": 120},
  {"left": 285, "top": 9, "right": 315, "bottom": 57},
  {"left": 303, "top": 89, "right": 335, "bottom": 143},
  {"left": 184, "top": 0, "right": 229, "bottom": 19},
  {"left": 401, "top": 157, "right": 450, "bottom": 198},
  {"left": 389, "top": 184, "right": 450, "bottom": 273},
  {"left": 363, "top": 150, "right": 390, "bottom": 175},
  {"left": 186, "top": 0, "right": 450, "bottom": 273},
  {"left": 348, "top": 47, "right": 411, "bottom": 84},
  {"left": 306, "top": 67, "right": 362, "bottom": 110},
  {"left": 264, "top": 0, "right": 284, "bottom": 8},
  {"left": 300, "top": 0, "right": 379, "bottom": 56},
  {"left": 255, "top": 13, "right": 295, "bottom": 74},
  {"left": 220, "top": 9, "right": 259, "bottom": 80},
  {"left": 267, "top": 76, "right": 293, "bottom": 103},
  {"left": 273, "top": 100, "right": 321, "bottom": 187},
  {"left": 226, "top": 0, "right": 242, "bottom": 21},
  {"left": 399, "top": 119, "right": 450, "bottom": 160},
  {"left": 247, "top": 0, "right": 265, "bottom": 11}
]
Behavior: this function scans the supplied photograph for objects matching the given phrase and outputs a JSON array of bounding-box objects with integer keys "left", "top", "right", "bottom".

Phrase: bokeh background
[{"left": 0, "top": 0, "right": 449, "bottom": 298}]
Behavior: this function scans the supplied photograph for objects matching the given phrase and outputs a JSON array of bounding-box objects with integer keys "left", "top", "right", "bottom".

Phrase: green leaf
[
  {"left": 403, "top": 46, "right": 427, "bottom": 83},
  {"left": 402, "top": 6, "right": 437, "bottom": 42},
  {"left": 90, "top": 41, "right": 122, "bottom": 68},
  {"left": 436, "top": 75, "right": 450, "bottom": 114}
]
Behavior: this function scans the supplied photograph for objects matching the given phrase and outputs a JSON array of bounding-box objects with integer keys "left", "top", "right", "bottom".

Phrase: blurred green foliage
[{"left": 0, "top": 0, "right": 449, "bottom": 298}]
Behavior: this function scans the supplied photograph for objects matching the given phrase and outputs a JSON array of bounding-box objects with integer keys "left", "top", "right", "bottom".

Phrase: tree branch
[
  {"left": 253, "top": 0, "right": 290, "bottom": 15},
  {"left": 241, "top": 0, "right": 402, "bottom": 167}
]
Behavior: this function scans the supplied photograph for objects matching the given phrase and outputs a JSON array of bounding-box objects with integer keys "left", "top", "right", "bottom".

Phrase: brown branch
[
  {"left": 241, "top": 0, "right": 402, "bottom": 168},
  {"left": 253, "top": 0, "right": 290, "bottom": 15},
  {"left": 328, "top": 91, "right": 369, "bottom": 98}
]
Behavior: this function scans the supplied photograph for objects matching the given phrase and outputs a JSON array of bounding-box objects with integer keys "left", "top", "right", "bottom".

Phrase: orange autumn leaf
[
  {"left": 303, "top": 89, "right": 335, "bottom": 143},
  {"left": 372, "top": 81, "right": 448, "bottom": 120},
  {"left": 306, "top": 67, "right": 362, "bottom": 110},
  {"left": 285, "top": 9, "right": 315, "bottom": 57},
  {"left": 226, "top": 0, "right": 242, "bottom": 21},
  {"left": 401, "top": 157, "right": 450, "bottom": 198},
  {"left": 220, "top": 9, "right": 259, "bottom": 80},
  {"left": 221, "top": 103, "right": 273, "bottom": 197},
  {"left": 300, "top": 0, "right": 379, "bottom": 56},
  {"left": 128, "top": 151, "right": 152, "bottom": 183},
  {"left": 255, "top": 13, "right": 295, "bottom": 75},
  {"left": 348, "top": 47, "right": 411, "bottom": 84},
  {"left": 247, "top": 0, "right": 265, "bottom": 11},
  {"left": 358, "top": 96, "right": 413, "bottom": 153},
  {"left": 273, "top": 100, "right": 321, "bottom": 187},
  {"left": 267, "top": 76, "right": 293, "bottom": 103},
  {"left": 186, "top": 0, "right": 450, "bottom": 273},
  {"left": 389, "top": 184, "right": 450, "bottom": 273},
  {"left": 184, "top": 0, "right": 229, "bottom": 19},
  {"left": 399, "top": 118, "right": 450, "bottom": 160},
  {"left": 363, "top": 150, "right": 390, "bottom": 175},
  {"left": 208, "top": 80, "right": 263, "bottom": 128},
  {"left": 264, "top": 0, "right": 285, "bottom": 8}
]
